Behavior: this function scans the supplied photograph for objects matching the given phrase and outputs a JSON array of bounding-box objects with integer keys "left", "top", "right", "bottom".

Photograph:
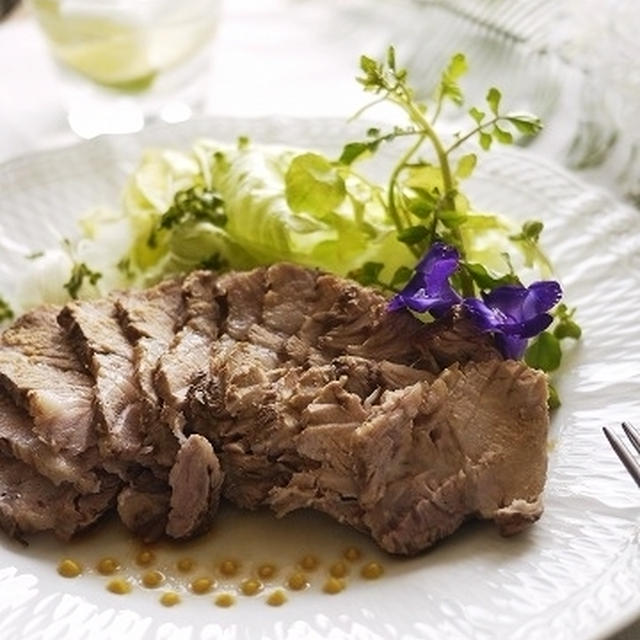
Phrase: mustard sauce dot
[
  {"left": 142, "top": 570, "right": 165, "bottom": 588},
  {"left": 96, "top": 557, "right": 119, "bottom": 576},
  {"left": 160, "top": 591, "right": 181, "bottom": 607},
  {"left": 240, "top": 578, "right": 262, "bottom": 596},
  {"left": 215, "top": 593, "right": 235, "bottom": 608},
  {"left": 107, "top": 578, "right": 132, "bottom": 595},
  {"left": 135, "top": 549, "right": 156, "bottom": 567},
  {"left": 360, "top": 561, "right": 384, "bottom": 580},
  {"left": 266, "top": 589, "right": 287, "bottom": 607},
  {"left": 191, "top": 577, "right": 214, "bottom": 594},
  {"left": 176, "top": 557, "right": 195, "bottom": 573},
  {"left": 257, "top": 563, "right": 276, "bottom": 579},
  {"left": 287, "top": 572, "right": 308, "bottom": 591},
  {"left": 323, "top": 577, "right": 345, "bottom": 594},
  {"left": 329, "top": 561, "right": 349, "bottom": 579},
  {"left": 57, "top": 558, "right": 82, "bottom": 578},
  {"left": 343, "top": 546, "right": 362, "bottom": 562},
  {"left": 300, "top": 554, "right": 319, "bottom": 571},
  {"left": 219, "top": 559, "right": 239, "bottom": 577}
]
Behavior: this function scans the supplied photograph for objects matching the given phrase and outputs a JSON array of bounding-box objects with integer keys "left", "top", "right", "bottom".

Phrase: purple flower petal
[
  {"left": 495, "top": 334, "right": 528, "bottom": 360},
  {"left": 463, "top": 279, "right": 562, "bottom": 359},
  {"left": 388, "top": 242, "right": 461, "bottom": 317}
]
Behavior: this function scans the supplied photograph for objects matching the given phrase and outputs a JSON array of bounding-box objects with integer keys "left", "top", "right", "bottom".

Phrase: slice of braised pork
[
  {"left": 116, "top": 277, "right": 185, "bottom": 468},
  {"left": 0, "top": 389, "right": 99, "bottom": 492},
  {"left": 58, "top": 298, "right": 146, "bottom": 463},
  {"left": 0, "top": 452, "right": 119, "bottom": 541},
  {"left": 0, "top": 306, "right": 96, "bottom": 454},
  {"left": 269, "top": 359, "right": 548, "bottom": 554}
]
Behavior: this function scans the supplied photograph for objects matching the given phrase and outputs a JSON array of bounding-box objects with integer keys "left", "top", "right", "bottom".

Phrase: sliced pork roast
[{"left": 0, "top": 263, "right": 550, "bottom": 554}]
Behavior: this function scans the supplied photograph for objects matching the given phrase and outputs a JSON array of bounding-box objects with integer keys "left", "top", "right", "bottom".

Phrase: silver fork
[{"left": 603, "top": 422, "right": 640, "bottom": 488}]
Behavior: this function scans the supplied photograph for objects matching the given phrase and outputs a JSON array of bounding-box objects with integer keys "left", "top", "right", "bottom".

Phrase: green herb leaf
[
  {"left": 439, "top": 209, "right": 468, "bottom": 229},
  {"left": 64, "top": 262, "right": 102, "bottom": 300},
  {"left": 0, "top": 296, "right": 14, "bottom": 323},
  {"left": 469, "top": 106, "right": 485, "bottom": 124},
  {"left": 398, "top": 225, "right": 430, "bottom": 245},
  {"left": 553, "top": 303, "right": 582, "bottom": 340},
  {"left": 285, "top": 152, "right": 347, "bottom": 216},
  {"left": 479, "top": 131, "right": 493, "bottom": 151},
  {"left": 493, "top": 124, "right": 513, "bottom": 145},
  {"left": 339, "top": 141, "right": 375, "bottom": 166},
  {"left": 390, "top": 265, "right": 413, "bottom": 289},
  {"left": 547, "top": 383, "right": 561, "bottom": 410},
  {"left": 199, "top": 252, "right": 228, "bottom": 271},
  {"left": 463, "top": 262, "right": 520, "bottom": 290},
  {"left": 525, "top": 331, "right": 562, "bottom": 372},
  {"left": 159, "top": 186, "right": 226, "bottom": 231},
  {"left": 486, "top": 87, "right": 501, "bottom": 115},
  {"left": 455, "top": 153, "right": 477, "bottom": 178},
  {"left": 437, "top": 52, "right": 468, "bottom": 106},
  {"left": 506, "top": 113, "right": 543, "bottom": 136},
  {"left": 349, "top": 261, "right": 384, "bottom": 286}
]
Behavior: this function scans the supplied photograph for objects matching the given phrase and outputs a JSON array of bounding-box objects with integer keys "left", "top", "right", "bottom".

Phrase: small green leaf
[
  {"left": 0, "top": 295, "right": 14, "bottom": 323},
  {"left": 360, "top": 55, "right": 378, "bottom": 75},
  {"left": 493, "top": 124, "right": 513, "bottom": 144},
  {"left": 387, "top": 46, "right": 396, "bottom": 70},
  {"left": 554, "top": 320, "right": 582, "bottom": 340},
  {"left": 366, "top": 127, "right": 381, "bottom": 137},
  {"left": 390, "top": 266, "right": 413, "bottom": 289},
  {"left": 506, "top": 113, "right": 543, "bottom": 136},
  {"left": 397, "top": 225, "right": 430, "bottom": 245},
  {"left": 463, "top": 262, "right": 520, "bottom": 290},
  {"left": 199, "top": 252, "right": 228, "bottom": 272},
  {"left": 438, "top": 52, "right": 468, "bottom": 106},
  {"left": 553, "top": 304, "right": 582, "bottom": 340},
  {"left": 525, "top": 331, "right": 562, "bottom": 372},
  {"left": 547, "top": 383, "right": 561, "bottom": 410},
  {"left": 64, "top": 262, "right": 102, "bottom": 300},
  {"left": 339, "top": 142, "right": 372, "bottom": 166},
  {"left": 510, "top": 220, "right": 544, "bottom": 244},
  {"left": 285, "top": 152, "right": 347, "bottom": 216},
  {"left": 486, "top": 87, "right": 502, "bottom": 115},
  {"left": 479, "top": 131, "right": 492, "bottom": 151},
  {"left": 469, "top": 106, "right": 485, "bottom": 124},
  {"left": 439, "top": 209, "right": 468, "bottom": 229},
  {"left": 455, "top": 153, "right": 477, "bottom": 179},
  {"left": 350, "top": 261, "right": 384, "bottom": 286}
]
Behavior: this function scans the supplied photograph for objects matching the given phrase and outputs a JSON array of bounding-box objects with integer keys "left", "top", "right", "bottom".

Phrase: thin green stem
[
  {"left": 348, "top": 93, "right": 392, "bottom": 122},
  {"left": 444, "top": 116, "right": 501, "bottom": 155},
  {"left": 390, "top": 90, "right": 475, "bottom": 296},
  {"left": 387, "top": 132, "right": 426, "bottom": 257}
]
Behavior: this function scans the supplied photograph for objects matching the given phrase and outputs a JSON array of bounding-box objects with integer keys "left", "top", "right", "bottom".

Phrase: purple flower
[
  {"left": 388, "top": 242, "right": 462, "bottom": 316},
  {"left": 462, "top": 281, "right": 563, "bottom": 359}
]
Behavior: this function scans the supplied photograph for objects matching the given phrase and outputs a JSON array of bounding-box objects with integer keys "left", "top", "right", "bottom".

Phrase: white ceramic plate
[{"left": 0, "top": 117, "right": 639, "bottom": 640}]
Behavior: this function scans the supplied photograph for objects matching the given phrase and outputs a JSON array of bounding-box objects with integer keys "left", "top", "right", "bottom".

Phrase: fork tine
[
  {"left": 603, "top": 426, "right": 640, "bottom": 489},
  {"left": 621, "top": 421, "right": 640, "bottom": 456}
]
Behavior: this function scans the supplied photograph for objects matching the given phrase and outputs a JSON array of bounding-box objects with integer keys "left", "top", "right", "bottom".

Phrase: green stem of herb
[
  {"left": 431, "top": 96, "right": 444, "bottom": 125},
  {"left": 391, "top": 93, "right": 476, "bottom": 295},
  {"left": 444, "top": 116, "right": 501, "bottom": 155},
  {"left": 387, "top": 132, "right": 426, "bottom": 257},
  {"left": 348, "top": 92, "right": 394, "bottom": 122}
]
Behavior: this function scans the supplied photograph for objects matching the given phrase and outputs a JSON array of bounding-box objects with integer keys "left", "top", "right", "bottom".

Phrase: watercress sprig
[
  {"left": 337, "top": 46, "right": 579, "bottom": 399},
  {"left": 341, "top": 46, "right": 543, "bottom": 297}
]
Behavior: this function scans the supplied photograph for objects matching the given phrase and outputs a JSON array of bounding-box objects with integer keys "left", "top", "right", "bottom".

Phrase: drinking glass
[{"left": 29, "top": 0, "right": 222, "bottom": 138}]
